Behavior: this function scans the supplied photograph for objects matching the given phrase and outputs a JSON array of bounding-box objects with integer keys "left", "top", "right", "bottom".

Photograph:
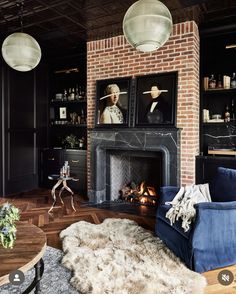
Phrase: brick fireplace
[{"left": 87, "top": 21, "right": 200, "bottom": 201}]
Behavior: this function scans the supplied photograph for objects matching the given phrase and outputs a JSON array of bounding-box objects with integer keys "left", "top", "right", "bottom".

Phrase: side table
[{"left": 48, "top": 175, "right": 79, "bottom": 213}]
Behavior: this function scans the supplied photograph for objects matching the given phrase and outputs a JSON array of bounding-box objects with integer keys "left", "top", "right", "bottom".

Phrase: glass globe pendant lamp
[
  {"left": 123, "top": 0, "right": 173, "bottom": 52},
  {"left": 1, "top": 1, "right": 41, "bottom": 72},
  {"left": 1, "top": 32, "right": 41, "bottom": 72}
]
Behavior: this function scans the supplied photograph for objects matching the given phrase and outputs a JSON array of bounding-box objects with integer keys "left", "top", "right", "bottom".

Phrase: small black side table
[{"left": 48, "top": 174, "right": 79, "bottom": 213}]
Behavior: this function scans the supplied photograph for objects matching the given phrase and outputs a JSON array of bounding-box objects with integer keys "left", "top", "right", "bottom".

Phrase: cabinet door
[
  {"left": 40, "top": 149, "right": 64, "bottom": 188},
  {"left": 3, "top": 68, "right": 37, "bottom": 194},
  {"left": 0, "top": 62, "right": 48, "bottom": 195},
  {"left": 65, "top": 150, "right": 87, "bottom": 192}
]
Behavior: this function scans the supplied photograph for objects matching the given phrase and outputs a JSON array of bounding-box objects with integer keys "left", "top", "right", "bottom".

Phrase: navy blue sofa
[{"left": 155, "top": 167, "right": 236, "bottom": 273}]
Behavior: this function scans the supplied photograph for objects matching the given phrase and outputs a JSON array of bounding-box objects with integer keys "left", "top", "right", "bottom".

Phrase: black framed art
[
  {"left": 95, "top": 77, "right": 132, "bottom": 127},
  {"left": 135, "top": 72, "right": 178, "bottom": 127}
]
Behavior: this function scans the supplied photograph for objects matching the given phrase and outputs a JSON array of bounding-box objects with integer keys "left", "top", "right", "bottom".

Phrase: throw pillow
[{"left": 210, "top": 167, "right": 236, "bottom": 202}]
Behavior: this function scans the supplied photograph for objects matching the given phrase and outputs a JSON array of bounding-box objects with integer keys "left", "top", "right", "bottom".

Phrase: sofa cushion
[
  {"left": 156, "top": 204, "right": 192, "bottom": 239},
  {"left": 210, "top": 167, "right": 236, "bottom": 202},
  {"left": 159, "top": 186, "right": 180, "bottom": 204}
]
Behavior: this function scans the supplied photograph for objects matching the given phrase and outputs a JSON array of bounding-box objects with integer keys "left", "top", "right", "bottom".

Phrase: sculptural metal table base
[
  {"left": 22, "top": 259, "right": 44, "bottom": 294},
  {"left": 48, "top": 176, "right": 78, "bottom": 213}
]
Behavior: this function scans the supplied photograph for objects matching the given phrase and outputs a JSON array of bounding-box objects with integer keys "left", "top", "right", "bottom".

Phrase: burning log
[{"left": 119, "top": 181, "right": 158, "bottom": 206}]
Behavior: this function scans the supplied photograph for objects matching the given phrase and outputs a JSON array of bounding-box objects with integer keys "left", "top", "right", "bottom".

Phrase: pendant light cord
[{"left": 16, "top": 0, "right": 24, "bottom": 32}]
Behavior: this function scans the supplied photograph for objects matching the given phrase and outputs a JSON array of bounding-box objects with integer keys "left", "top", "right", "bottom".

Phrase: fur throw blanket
[
  {"left": 165, "top": 183, "right": 212, "bottom": 232},
  {"left": 60, "top": 218, "right": 207, "bottom": 294}
]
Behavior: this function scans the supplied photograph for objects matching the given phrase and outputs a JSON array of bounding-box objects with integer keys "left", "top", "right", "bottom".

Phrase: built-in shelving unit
[
  {"left": 196, "top": 28, "right": 236, "bottom": 183},
  {"left": 200, "top": 29, "right": 236, "bottom": 156},
  {"left": 39, "top": 58, "right": 87, "bottom": 193},
  {"left": 48, "top": 62, "right": 87, "bottom": 149}
]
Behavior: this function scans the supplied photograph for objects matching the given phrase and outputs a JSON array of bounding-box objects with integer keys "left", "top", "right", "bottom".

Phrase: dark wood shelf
[
  {"left": 202, "top": 121, "right": 236, "bottom": 126},
  {"left": 50, "top": 123, "right": 87, "bottom": 127},
  {"left": 50, "top": 99, "right": 87, "bottom": 104},
  {"left": 197, "top": 155, "right": 236, "bottom": 160},
  {"left": 203, "top": 88, "right": 236, "bottom": 94}
]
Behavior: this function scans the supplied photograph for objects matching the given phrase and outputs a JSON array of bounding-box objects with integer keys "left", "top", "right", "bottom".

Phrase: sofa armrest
[
  {"left": 159, "top": 186, "right": 180, "bottom": 204},
  {"left": 194, "top": 201, "right": 236, "bottom": 210},
  {"left": 191, "top": 201, "right": 236, "bottom": 272}
]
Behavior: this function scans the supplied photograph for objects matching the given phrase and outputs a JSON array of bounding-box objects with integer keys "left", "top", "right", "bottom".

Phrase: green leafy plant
[
  {"left": 62, "top": 134, "right": 79, "bottom": 149},
  {"left": 0, "top": 203, "right": 20, "bottom": 249}
]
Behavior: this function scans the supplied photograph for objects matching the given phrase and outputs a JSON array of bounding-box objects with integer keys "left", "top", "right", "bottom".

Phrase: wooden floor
[{"left": 1, "top": 189, "right": 235, "bottom": 294}]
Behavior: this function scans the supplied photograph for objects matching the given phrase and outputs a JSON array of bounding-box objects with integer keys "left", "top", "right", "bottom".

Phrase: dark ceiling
[{"left": 0, "top": 0, "right": 236, "bottom": 60}]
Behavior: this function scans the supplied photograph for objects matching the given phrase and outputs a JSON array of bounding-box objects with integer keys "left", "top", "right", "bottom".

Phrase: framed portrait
[
  {"left": 135, "top": 72, "right": 178, "bottom": 127},
  {"left": 59, "top": 107, "right": 67, "bottom": 119},
  {"left": 95, "top": 77, "right": 132, "bottom": 127}
]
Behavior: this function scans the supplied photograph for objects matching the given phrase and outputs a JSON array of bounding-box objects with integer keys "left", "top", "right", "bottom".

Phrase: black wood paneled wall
[{"left": 0, "top": 57, "right": 48, "bottom": 196}]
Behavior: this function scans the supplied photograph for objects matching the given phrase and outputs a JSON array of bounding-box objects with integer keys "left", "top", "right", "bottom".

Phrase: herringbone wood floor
[{"left": 1, "top": 189, "right": 235, "bottom": 293}]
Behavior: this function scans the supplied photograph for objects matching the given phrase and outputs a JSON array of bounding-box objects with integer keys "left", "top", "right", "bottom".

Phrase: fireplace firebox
[{"left": 107, "top": 150, "right": 162, "bottom": 202}]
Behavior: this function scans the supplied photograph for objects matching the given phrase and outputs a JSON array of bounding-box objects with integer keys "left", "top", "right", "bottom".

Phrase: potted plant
[
  {"left": 62, "top": 134, "right": 79, "bottom": 149},
  {"left": 0, "top": 203, "right": 20, "bottom": 249}
]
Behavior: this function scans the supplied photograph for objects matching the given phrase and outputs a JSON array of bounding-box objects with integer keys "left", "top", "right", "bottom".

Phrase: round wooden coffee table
[{"left": 0, "top": 222, "right": 47, "bottom": 293}]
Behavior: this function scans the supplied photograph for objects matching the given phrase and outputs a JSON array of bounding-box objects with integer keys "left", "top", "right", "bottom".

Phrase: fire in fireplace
[{"left": 120, "top": 181, "right": 158, "bottom": 206}]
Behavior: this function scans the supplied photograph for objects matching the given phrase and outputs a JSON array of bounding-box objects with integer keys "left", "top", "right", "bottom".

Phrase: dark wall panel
[
  {"left": 8, "top": 131, "right": 36, "bottom": 178},
  {"left": 5, "top": 131, "right": 37, "bottom": 194},
  {"left": 9, "top": 70, "right": 35, "bottom": 129},
  {"left": 0, "top": 63, "right": 49, "bottom": 196}
]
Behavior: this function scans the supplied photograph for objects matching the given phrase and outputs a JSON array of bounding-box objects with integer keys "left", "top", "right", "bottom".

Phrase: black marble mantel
[{"left": 88, "top": 128, "right": 181, "bottom": 203}]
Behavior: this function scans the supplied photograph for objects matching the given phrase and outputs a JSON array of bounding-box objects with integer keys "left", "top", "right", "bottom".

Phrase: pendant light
[
  {"left": 1, "top": 1, "right": 41, "bottom": 72},
  {"left": 123, "top": 0, "right": 173, "bottom": 52}
]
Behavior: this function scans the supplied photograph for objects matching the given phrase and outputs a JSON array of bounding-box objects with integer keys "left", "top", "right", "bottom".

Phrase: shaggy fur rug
[{"left": 60, "top": 218, "right": 207, "bottom": 294}]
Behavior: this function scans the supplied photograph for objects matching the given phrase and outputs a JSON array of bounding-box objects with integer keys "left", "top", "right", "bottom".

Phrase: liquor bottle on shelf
[
  {"left": 208, "top": 74, "right": 216, "bottom": 89},
  {"left": 81, "top": 86, "right": 86, "bottom": 99},
  {"left": 79, "top": 86, "right": 83, "bottom": 99},
  {"left": 216, "top": 74, "right": 223, "bottom": 88},
  {"left": 71, "top": 88, "right": 75, "bottom": 100},
  {"left": 68, "top": 88, "right": 72, "bottom": 101},
  {"left": 80, "top": 109, "right": 86, "bottom": 124},
  {"left": 231, "top": 99, "right": 235, "bottom": 121},
  {"left": 75, "top": 84, "right": 79, "bottom": 100},
  {"left": 224, "top": 104, "right": 231, "bottom": 122},
  {"left": 63, "top": 89, "right": 67, "bottom": 101},
  {"left": 231, "top": 73, "right": 236, "bottom": 88}
]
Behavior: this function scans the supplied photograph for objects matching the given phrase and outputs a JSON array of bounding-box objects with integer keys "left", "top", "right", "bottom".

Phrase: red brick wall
[{"left": 87, "top": 21, "right": 199, "bottom": 188}]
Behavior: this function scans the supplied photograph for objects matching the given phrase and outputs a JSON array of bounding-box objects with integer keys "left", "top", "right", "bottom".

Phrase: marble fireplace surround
[{"left": 88, "top": 128, "right": 181, "bottom": 203}]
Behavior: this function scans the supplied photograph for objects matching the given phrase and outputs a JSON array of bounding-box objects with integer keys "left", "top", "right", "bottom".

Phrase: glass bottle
[
  {"left": 217, "top": 74, "right": 223, "bottom": 88},
  {"left": 224, "top": 104, "right": 230, "bottom": 122},
  {"left": 208, "top": 74, "right": 216, "bottom": 89},
  {"left": 70, "top": 88, "right": 75, "bottom": 100},
  {"left": 81, "top": 86, "right": 85, "bottom": 99},
  {"left": 75, "top": 84, "right": 79, "bottom": 100},
  {"left": 231, "top": 73, "right": 236, "bottom": 88},
  {"left": 79, "top": 86, "right": 83, "bottom": 99},
  {"left": 231, "top": 99, "right": 235, "bottom": 121},
  {"left": 68, "top": 88, "right": 72, "bottom": 100},
  {"left": 63, "top": 89, "right": 67, "bottom": 101},
  {"left": 80, "top": 109, "right": 85, "bottom": 124}
]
